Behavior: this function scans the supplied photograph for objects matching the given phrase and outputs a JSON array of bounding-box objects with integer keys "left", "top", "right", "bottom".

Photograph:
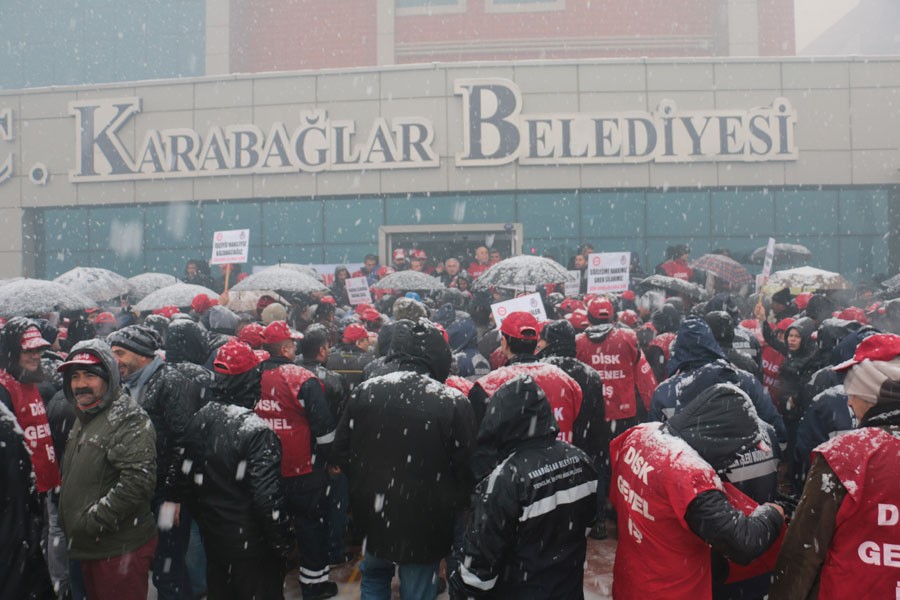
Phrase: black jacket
[
  {"left": 324, "top": 345, "right": 373, "bottom": 391},
  {"left": 451, "top": 375, "right": 597, "bottom": 599},
  {"left": 0, "top": 402, "right": 54, "bottom": 600},
  {"left": 299, "top": 357, "right": 349, "bottom": 425},
  {"left": 179, "top": 367, "right": 293, "bottom": 561}
]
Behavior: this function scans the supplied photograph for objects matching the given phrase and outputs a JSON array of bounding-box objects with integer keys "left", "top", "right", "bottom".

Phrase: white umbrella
[
  {"left": 765, "top": 266, "right": 850, "bottom": 292},
  {"left": 275, "top": 263, "right": 321, "bottom": 279},
  {"left": 0, "top": 278, "right": 98, "bottom": 317},
  {"left": 371, "top": 270, "right": 446, "bottom": 292},
  {"left": 230, "top": 266, "right": 327, "bottom": 295},
  {"left": 54, "top": 267, "right": 131, "bottom": 302},
  {"left": 134, "top": 283, "right": 218, "bottom": 312},
  {"left": 127, "top": 273, "right": 180, "bottom": 302}
]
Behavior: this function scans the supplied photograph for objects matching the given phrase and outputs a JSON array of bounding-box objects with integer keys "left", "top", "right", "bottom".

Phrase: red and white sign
[
  {"left": 210, "top": 229, "right": 250, "bottom": 265},
  {"left": 346, "top": 277, "right": 373, "bottom": 305},
  {"left": 490, "top": 293, "right": 547, "bottom": 327},
  {"left": 587, "top": 252, "right": 630, "bottom": 294}
]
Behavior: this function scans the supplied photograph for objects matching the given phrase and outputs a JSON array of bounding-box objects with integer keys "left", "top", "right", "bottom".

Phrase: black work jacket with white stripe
[{"left": 457, "top": 375, "right": 598, "bottom": 599}]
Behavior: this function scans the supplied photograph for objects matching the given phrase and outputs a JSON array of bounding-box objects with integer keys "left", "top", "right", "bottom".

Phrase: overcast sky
[{"left": 794, "top": 0, "right": 860, "bottom": 50}]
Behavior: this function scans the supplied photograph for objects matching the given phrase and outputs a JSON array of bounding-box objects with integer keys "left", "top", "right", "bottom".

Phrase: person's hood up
[
  {"left": 62, "top": 339, "right": 121, "bottom": 416},
  {"left": 210, "top": 366, "right": 261, "bottom": 409},
  {"left": 816, "top": 318, "right": 861, "bottom": 358},
  {"left": 704, "top": 293, "right": 741, "bottom": 321},
  {"left": 207, "top": 305, "right": 240, "bottom": 335},
  {"left": 668, "top": 316, "right": 727, "bottom": 376},
  {"left": 704, "top": 310, "right": 735, "bottom": 349},
  {"left": 584, "top": 323, "right": 616, "bottom": 343},
  {"left": 477, "top": 374, "right": 558, "bottom": 456},
  {"left": 832, "top": 326, "right": 879, "bottom": 376},
  {"left": 651, "top": 303, "right": 682, "bottom": 335},
  {"left": 387, "top": 319, "right": 451, "bottom": 382},
  {"left": 434, "top": 303, "right": 457, "bottom": 327},
  {"left": 536, "top": 319, "right": 577, "bottom": 359},
  {"left": 665, "top": 383, "right": 765, "bottom": 472},
  {"left": 446, "top": 315, "right": 478, "bottom": 353},
  {"left": 786, "top": 316, "right": 817, "bottom": 355},
  {"left": 165, "top": 318, "right": 210, "bottom": 365},
  {"left": 805, "top": 294, "right": 835, "bottom": 323}
]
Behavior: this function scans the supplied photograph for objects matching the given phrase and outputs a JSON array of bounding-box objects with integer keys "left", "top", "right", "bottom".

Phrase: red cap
[
  {"left": 558, "top": 298, "right": 585, "bottom": 314},
  {"left": 837, "top": 306, "right": 868, "bottom": 325},
  {"left": 319, "top": 296, "right": 336, "bottom": 305},
  {"left": 57, "top": 350, "right": 102, "bottom": 369},
  {"left": 95, "top": 312, "right": 117, "bottom": 324},
  {"left": 410, "top": 249, "right": 427, "bottom": 260},
  {"left": 621, "top": 290, "right": 636, "bottom": 302},
  {"left": 774, "top": 318, "right": 795, "bottom": 332},
  {"left": 834, "top": 333, "right": 900, "bottom": 372},
  {"left": 262, "top": 321, "right": 303, "bottom": 344},
  {"left": 499, "top": 311, "right": 540, "bottom": 340},
  {"left": 342, "top": 323, "right": 369, "bottom": 344},
  {"left": 355, "top": 303, "right": 375, "bottom": 315},
  {"left": 21, "top": 326, "right": 51, "bottom": 350},
  {"left": 618, "top": 310, "right": 639, "bottom": 328},
  {"left": 213, "top": 340, "right": 269, "bottom": 375},
  {"left": 57, "top": 350, "right": 104, "bottom": 372},
  {"left": 377, "top": 266, "right": 394, "bottom": 278},
  {"left": 587, "top": 297, "right": 614, "bottom": 320},
  {"left": 445, "top": 375, "right": 473, "bottom": 396},
  {"left": 740, "top": 319, "right": 759, "bottom": 330},
  {"left": 237, "top": 322, "right": 265, "bottom": 349},
  {"left": 795, "top": 292, "right": 812, "bottom": 310},
  {"left": 360, "top": 308, "right": 382, "bottom": 322},
  {"left": 565, "top": 309, "right": 589, "bottom": 331},
  {"left": 191, "top": 293, "right": 217, "bottom": 313},
  {"left": 392, "top": 248, "right": 406, "bottom": 260},
  {"left": 153, "top": 306, "right": 179, "bottom": 318},
  {"left": 256, "top": 295, "right": 277, "bottom": 313}
]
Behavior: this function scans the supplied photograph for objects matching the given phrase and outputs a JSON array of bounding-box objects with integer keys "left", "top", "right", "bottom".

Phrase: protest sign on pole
[
  {"left": 491, "top": 293, "right": 547, "bottom": 327},
  {"left": 761, "top": 237, "right": 776, "bottom": 280},
  {"left": 210, "top": 229, "right": 250, "bottom": 265},
  {"left": 564, "top": 271, "right": 582, "bottom": 297},
  {"left": 586, "top": 252, "right": 631, "bottom": 294},
  {"left": 346, "top": 277, "right": 373, "bottom": 305}
]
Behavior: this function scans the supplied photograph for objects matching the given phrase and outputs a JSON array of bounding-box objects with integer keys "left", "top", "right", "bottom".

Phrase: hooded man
[
  {"left": 106, "top": 325, "right": 198, "bottom": 600},
  {"left": 576, "top": 297, "right": 657, "bottom": 425},
  {"left": 449, "top": 375, "right": 598, "bottom": 599},
  {"left": 770, "top": 333, "right": 900, "bottom": 600},
  {"left": 333, "top": 319, "right": 476, "bottom": 599},
  {"left": 57, "top": 340, "right": 158, "bottom": 600},
  {"left": 179, "top": 339, "right": 294, "bottom": 600},
  {"left": 611, "top": 384, "right": 785, "bottom": 600}
]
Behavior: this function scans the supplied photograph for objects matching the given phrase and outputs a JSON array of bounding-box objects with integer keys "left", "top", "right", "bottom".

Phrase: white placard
[
  {"left": 346, "top": 277, "right": 372, "bottom": 305},
  {"left": 491, "top": 293, "right": 547, "bottom": 327},
  {"left": 564, "top": 270, "right": 582, "bottom": 297},
  {"left": 761, "top": 237, "right": 776, "bottom": 280},
  {"left": 210, "top": 229, "right": 250, "bottom": 265},
  {"left": 586, "top": 252, "right": 630, "bottom": 294}
]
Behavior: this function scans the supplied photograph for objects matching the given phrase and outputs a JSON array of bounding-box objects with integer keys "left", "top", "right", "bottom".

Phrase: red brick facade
[{"left": 229, "top": 0, "right": 794, "bottom": 74}]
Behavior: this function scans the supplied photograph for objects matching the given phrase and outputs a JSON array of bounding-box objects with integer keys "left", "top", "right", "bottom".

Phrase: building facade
[{"left": 0, "top": 57, "right": 897, "bottom": 281}]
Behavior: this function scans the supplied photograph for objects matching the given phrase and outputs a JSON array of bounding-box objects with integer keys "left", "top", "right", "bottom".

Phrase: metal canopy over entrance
[{"left": 379, "top": 223, "right": 523, "bottom": 266}]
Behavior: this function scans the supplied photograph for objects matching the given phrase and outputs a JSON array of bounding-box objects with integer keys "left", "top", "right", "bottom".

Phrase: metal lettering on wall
[{"left": 3, "top": 77, "right": 799, "bottom": 186}]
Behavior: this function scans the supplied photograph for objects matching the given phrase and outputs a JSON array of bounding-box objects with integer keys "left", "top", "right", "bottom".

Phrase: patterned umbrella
[
  {"left": 689, "top": 254, "right": 753, "bottom": 287},
  {"left": 765, "top": 267, "right": 850, "bottom": 292}
]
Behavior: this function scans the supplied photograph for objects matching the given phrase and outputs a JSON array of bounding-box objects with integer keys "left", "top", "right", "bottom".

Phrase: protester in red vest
[
  {"left": 770, "top": 333, "right": 900, "bottom": 600},
  {"left": 611, "top": 384, "right": 785, "bottom": 600},
  {"left": 657, "top": 243, "right": 694, "bottom": 281},
  {"left": 467, "top": 245, "right": 491, "bottom": 280},
  {"left": 761, "top": 318, "right": 793, "bottom": 410},
  {"left": 0, "top": 318, "right": 62, "bottom": 495},
  {"left": 255, "top": 321, "right": 338, "bottom": 600}
]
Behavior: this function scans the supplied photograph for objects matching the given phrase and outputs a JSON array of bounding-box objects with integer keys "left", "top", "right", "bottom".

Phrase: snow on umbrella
[
  {"left": 371, "top": 270, "right": 446, "bottom": 292},
  {"left": 689, "top": 254, "right": 753, "bottom": 288},
  {"left": 134, "top": 283, "right": 218, "bottom": 313},
  {"left": 54, "top": 267, "right": 131, "bottom": 302},
  {"left": 470, "top": 256, "right": 570, "bottom": 291},
  {"left": 224, "top": 290, "right": 289, "bottom": 312},
  {"left": 881, "top": 273, "right": 900, "bottom": 290},
  {"left": 229, "top": 266, "right": 328, "bottom": 295},
  {"left": 750, "top": 243, "right": 812, "bottom": 264},
  {"left": 635, "top": 274, "right": 709, "bottom": 301},
  {"left": 127, "top": 273, "right": 180, "bottom": 302},
  {"left": 275, "top": 263, "right": 320, "bottom": 279},
  {"left": 765, "top": 266, "right": 850, "bottom": 292},
  {"left": 0, "top": 278, "right": 98, "bottom": 317}
]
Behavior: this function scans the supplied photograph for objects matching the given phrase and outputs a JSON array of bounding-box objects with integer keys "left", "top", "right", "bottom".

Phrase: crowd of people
[{"left": 2, "top": 243, "right": 899, "bottom": 600}]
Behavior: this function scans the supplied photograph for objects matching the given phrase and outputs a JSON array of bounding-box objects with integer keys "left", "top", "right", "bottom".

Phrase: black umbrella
[
  {"left": 749, "top": 243, "right": 812, "bottom": 264},
  {"left": 133, "top": 283, "right": 218, "bottom": 312},
  {"left": 229, "top": 266, "right": 327, "bottom": 295},
  {"left": 636, "top": 274, "right": 708, "bottom": 301},
  {"left": 470, "top": 256, "right": 569, "bottom": 291},
  {"left": 371, "top": 270, "right": 446, "bottom": 292}
]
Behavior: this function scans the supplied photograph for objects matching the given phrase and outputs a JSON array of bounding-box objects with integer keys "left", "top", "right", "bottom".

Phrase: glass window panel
[
  {"left": 580, "top": 192, "right": 644, "bottom": 238},
  {"left": 711, "top": 190, "right": 774, "bottom": 236},
  {"left": 839, "top": 236, "right": 888, "bottom": 281},
  {"left": 517, "top": 193, "right": 578, "bottom": 240},
  {"left": 646, "top": 191, "right": 709, "bottom": 237},
  {"left": 43, "top": 209, "right": 90, "bottom": 251},
  {"left": 775, "top": 190, "right": 838, "bottom": 236},
  {"left": 386, "top": 194, "right": 515, "bottom": 226},
  {"left": 324, "top": 244, "right": 376, "bottom": 265},
  {"left": 839, "top": 189, "right": 889, "bottom": 235},
  {"left": 145, "top": 203, "right": 201, "bottom": 249},
  {"left": 263, "top": 200, "right": 323, "bottom": 245},
  {"left": 261, "top": 244, "right": 324, "bottom": 266},
  {"left": 324, "top": 198, "right": 383, "bottom": 243},
  {"left": 201, "top": 202, "right": 262, "bottom": 244}
]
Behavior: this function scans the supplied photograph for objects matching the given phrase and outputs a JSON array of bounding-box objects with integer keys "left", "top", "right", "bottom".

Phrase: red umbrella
[{"left": 689, "top": 254, "right": 753, "bottom": 288}]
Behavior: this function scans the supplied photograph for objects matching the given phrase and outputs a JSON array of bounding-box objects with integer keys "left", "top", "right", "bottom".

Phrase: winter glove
[{"left": 773, "top": 491, "right": 799, "bottom": 523}]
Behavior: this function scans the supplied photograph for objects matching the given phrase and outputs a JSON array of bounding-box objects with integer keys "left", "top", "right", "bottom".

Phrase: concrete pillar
[
  {"left": 205, "top": 0, "right": 231, "bottom": 75},
  {"left": 376, "top": 0, "right": 395, "bottom": 66},
  {"left": 727, "top": 0, "right": 760, "bottom": 56}
]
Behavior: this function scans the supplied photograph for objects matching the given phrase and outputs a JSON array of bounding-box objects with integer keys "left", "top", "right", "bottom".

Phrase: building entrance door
[{"left": 379, "top": 223, "right": 523, "bottom": 269}]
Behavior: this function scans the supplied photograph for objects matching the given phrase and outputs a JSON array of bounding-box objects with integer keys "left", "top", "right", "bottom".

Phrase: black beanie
[{"left": 107, "top": 325, "right": 161, "bottom": 358}]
